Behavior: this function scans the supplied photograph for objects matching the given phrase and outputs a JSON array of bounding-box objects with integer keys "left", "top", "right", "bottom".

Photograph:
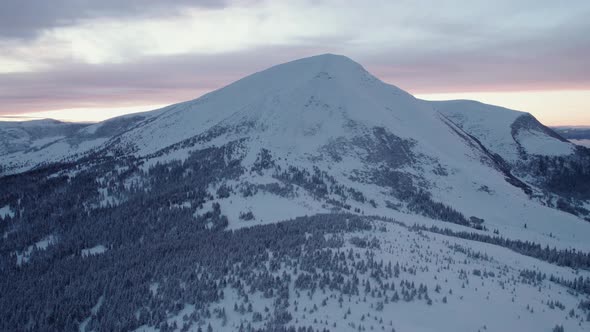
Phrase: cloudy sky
[{"left": 1, "top": 0, "right": 589, "bottom": 125}]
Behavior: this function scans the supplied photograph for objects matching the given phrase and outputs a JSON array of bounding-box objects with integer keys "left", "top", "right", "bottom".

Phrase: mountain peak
[
  {"left": 294, "top": 53, "right": 359, "bottom": 66},
  {"left": 236, "top": 53, "right": 373, "bottom": 87},
  {"left": 282, "top": 53, "right": 365, "bottom": 75},
  {"left": 198, "top": 53, "right": 411, "bottom": 119}
]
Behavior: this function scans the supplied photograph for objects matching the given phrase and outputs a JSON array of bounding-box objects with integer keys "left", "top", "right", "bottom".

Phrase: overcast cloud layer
[{"left": 1, "top": 0, "right": 589, "bottom": 122}]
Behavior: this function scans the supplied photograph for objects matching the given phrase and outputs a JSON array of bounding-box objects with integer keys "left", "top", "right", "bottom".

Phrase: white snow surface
[
  {"left": 0, "top": 205, "right": 14, "bottom": 219},
  {"left": 14, "top": 235, "right": 57, "bottom": 266},
  {"left": 515, "top": 127, "right": 574, "bottom": 156},
  {"left": 81, "top": 244, "right": 107, "bottom": 257}
]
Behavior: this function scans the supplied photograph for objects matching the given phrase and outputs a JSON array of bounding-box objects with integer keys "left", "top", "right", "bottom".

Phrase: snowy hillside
[
  {"left": 1, "top": 54, "right": 590, "bottom": 332},
  {"left": 0, "top": 119, "right": 88, "bottom": 156},
  {"left": 432, "top": 100, "right": 573, "bottom": 161}
]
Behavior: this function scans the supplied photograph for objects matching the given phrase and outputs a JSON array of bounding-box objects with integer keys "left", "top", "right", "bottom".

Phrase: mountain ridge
[{"left": 0, "top": 54, "right": 574, "bottom": 173}]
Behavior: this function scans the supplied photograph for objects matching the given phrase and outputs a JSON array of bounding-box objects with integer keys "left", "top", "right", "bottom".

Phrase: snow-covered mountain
[
  {"left": 1, "top": 54, "right": 590, "bottom": 332},
  {"left": 2, "top": 54, "right": 587, "bottom": 228},
  {"left": 0, "top": 55, "right": 575, "bottom": 172}
]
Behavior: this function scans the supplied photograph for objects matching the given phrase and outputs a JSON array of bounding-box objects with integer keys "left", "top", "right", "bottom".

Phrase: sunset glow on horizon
[{"left": 3, "top": 88, "right": 588, "bottom": 127}]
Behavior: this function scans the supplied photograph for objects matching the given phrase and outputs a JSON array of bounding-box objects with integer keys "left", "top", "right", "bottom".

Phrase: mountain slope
[
  {"left": 432, "top": 100, "right": 573, "bottom": 162},
  {"left": 432, "top": 99, "right": 590, "bottom": 216}
]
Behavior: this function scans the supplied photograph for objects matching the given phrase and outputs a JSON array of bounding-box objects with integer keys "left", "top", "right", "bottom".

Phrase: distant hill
[{"left": 552, "top": 126, "right": 590, "bottom": 148}]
